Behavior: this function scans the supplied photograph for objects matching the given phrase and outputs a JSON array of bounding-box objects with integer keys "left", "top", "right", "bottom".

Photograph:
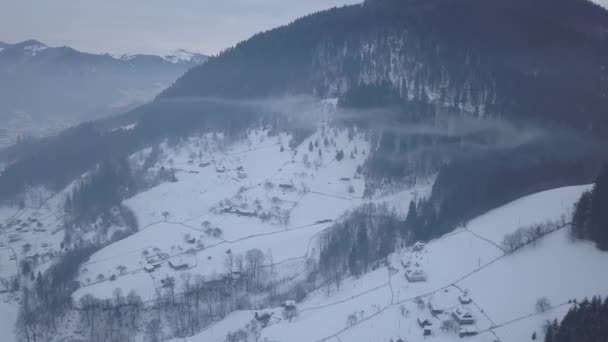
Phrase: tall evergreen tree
[
  {"left": 572, "top": 164, "right": 608, "bottom": 250},
  {"left": 590, "top": 165, "right": 608, "bottom": 249}
]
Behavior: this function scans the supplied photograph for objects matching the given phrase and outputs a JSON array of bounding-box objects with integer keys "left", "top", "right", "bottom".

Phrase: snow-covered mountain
[
  {"left": 0, "top": 40, "right": 208, "bottom": 68},
  {"left": 108, "top": 49, "right": 208, "bottom": 67},
  {"left": 0, "top": 40, "right": 208, "bottom": 148},
  {"left": 1, "top": 0, "right": 608, "bottom": 341},
  {"left": 162, "top": 49, "right": 209, "bottom": 65}
]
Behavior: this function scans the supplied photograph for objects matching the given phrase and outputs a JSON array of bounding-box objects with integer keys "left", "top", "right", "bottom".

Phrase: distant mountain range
[
  {"left": 0, "top": 39, "right": 208, "bottom": 145},
  {"left": 0, "top": 39, "right": 208, "bottom": 70}
]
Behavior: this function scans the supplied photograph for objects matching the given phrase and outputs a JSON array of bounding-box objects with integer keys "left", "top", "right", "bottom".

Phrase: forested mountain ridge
[
  {"left": 162, "top": 0, "right": 608, "bottom": 133},
  {"left": 3, "top": 0, "right": 608, "bottom": 207}
]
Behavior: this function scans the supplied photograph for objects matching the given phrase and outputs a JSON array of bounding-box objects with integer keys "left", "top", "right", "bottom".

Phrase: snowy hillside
[
  {"left": 161, "top": 184, "right": 608, "bottom": 342},
  {"left": 0, "top": 112, "right": 606, "bottom": 342},
  {"left": 73, "top": 125, "right": 372, "bottom": 302}
]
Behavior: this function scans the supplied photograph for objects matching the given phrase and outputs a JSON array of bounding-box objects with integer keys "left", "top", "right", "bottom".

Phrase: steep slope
[{"left": 162, "top": 184, "right": 607, "bottom": 342}]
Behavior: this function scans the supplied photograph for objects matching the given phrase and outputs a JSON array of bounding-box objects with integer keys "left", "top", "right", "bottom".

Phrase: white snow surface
[
  {"left": 163, "top": 49, "right": 201, "bottom": 64},
  {"left": 2, "top": 116, "right": 605, "bottom": 342},
  {"left": 74, "top": 126, "right": 377, "bottom": 302},
  {"left": 0, "top": 297, "right": 18, "bottom": 342},
  {"left": 176, "top": 183, "right": 607, "bottom": 342}
]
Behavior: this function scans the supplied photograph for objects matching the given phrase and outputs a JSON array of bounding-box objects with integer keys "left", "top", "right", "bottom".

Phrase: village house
[
  {"left": 144, "top": 263, "right": 160, "bottom": 272},
  {"left": 458, "top": 327, "right": 478, "bottom": 338},
  {"left": 168, "top": 257, "right": 191, "bottom": 270},
  {"left": 147, "top": 250, "right": 170, "bottom": 264},
  {"left": 222, "top": 206, "right": 257, "bottom": 217},
  {"left": 429, "top": 294, "right": 451, "bottom": 315},
  {"left": 405, "top": 269, "right": 427, "bottom": 282},
  {"left": 412, "top": 241, "right": 426, "bottom": 252},
  {"left": 417, "top": 316, "right": 434, "bottom": 335},
  {"left": 452, "top": 308, "right": 476, "bottom": 325},
  {"left": 459, "top": 294, "right": 472, "bottom": 304}
]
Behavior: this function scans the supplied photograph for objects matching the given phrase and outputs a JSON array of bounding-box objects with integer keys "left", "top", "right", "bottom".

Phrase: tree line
[
  {"left": 571, "top": 164, "right": 608, "bottom": 250},
  {"left": 544, "top": 296, "right": 608, "bottom": 342},
  {"left": 402, "top": 140, "right": 605, "bottom": 242},
  {"left": 316, "top": 203, "right": 405, "bottom": 292}
]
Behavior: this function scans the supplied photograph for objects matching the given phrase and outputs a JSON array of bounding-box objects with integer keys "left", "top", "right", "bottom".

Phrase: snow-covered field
[
  {"left": 74, "top": 126, "right": 374, "bottom": 302},
  {"left": 175, "top": 183, "right": 608, "bottom": 342},
  {"left": 0, "top": 297, "right": 18, "bottom": 342},
  {"left": 1, "top": 117, "right": 606, "bottom": 342}
]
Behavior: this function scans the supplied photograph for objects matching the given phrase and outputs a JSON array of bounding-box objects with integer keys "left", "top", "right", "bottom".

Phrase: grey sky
[
  {"left": 0, "top": 0, "right": 361, "bottom": 56},
  {"left": 1, "top": 0, "right": 607, "bottom": 56}
]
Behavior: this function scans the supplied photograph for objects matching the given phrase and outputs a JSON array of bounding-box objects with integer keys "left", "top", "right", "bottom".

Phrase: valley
[
  {"left": 2, "top": 0, "right": 608, "bottom": 341},
  {"left": 0, "top": 109, "right": 606, "bottom": 341}
]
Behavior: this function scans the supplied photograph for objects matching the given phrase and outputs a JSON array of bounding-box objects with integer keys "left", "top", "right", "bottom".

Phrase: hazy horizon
[{"left": 0, "top": 0, "right": 361, "bottom": 56}]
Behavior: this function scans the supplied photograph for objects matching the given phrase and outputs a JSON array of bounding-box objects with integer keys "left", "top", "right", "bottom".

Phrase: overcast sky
[
  {"left": 0, "top": 0, "right": 361, "bottom": 56},
  {"left": 2, "top": 0, "right": 608, "bottom": 56}
]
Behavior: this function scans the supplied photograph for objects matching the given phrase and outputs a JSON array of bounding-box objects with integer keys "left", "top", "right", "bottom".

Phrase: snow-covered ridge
[
  {"left": 107, "top": 49, "right": 207, "bottom": 65},
  {"left": 1, "top": 40, "right": 206, "bottom": 65},
  {"left": 22, "top": 42, "right": 48, "bottom": 56},
  {"left": 162, "top": 49, "right": 207, "bottom": 64}
]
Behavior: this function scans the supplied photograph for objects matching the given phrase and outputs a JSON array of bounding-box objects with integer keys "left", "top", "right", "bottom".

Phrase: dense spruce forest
[
  {"left": 571, "top": 165, "right": 608, "bottom": 250},
  {"left": 544, "top": 297, "right": 608, "bottom": 342},
  {"left": 405, "top": 139, "right": 606, "bottom": 242}
]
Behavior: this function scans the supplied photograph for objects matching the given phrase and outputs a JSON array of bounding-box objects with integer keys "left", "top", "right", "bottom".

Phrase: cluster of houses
[
  {"left": 254, "top": 300, "right": 298, "bottom": 328},
  {"left": 417, "top": 289, "right": 478, "bottom": 338},
  {"left": 144, "top": 247, "right": 170, "bottom": 272},
  {"left": 221, "top": 206, "right": 258, "bottom": 217},
  {"left": 144, "top": 255, "right": 193, "bottom": 273},
  {"left": 400, "top": 242, "right": 481, "bottom": 339},
  {"left": 403, "top": 242, "right": 428, "bottom": 283}
]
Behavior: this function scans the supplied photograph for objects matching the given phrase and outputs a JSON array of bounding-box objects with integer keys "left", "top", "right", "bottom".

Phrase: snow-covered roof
[
  {"left": 453, "top": 307, "right": 475, "bottom": 324},
  {"left": 413, "top": 241, "right": 425, "bottom": 249},
  {"left": 459, "top": 294, "right": 472, "bottom": 303},
  {"left": 168, "top": 256, "right": 192, "bottom": 269},
  {"left": 417, "top": 316, "right": 433, "bottom": 326},
  {"left": 144, "top": 264, "right": 157, "bottom": 272},
  {"left": 429, "top": 291, "right": 454, "bottom": 312},
  {"left": 283, "top": 300, "right": 296, "bottom": 307}
]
